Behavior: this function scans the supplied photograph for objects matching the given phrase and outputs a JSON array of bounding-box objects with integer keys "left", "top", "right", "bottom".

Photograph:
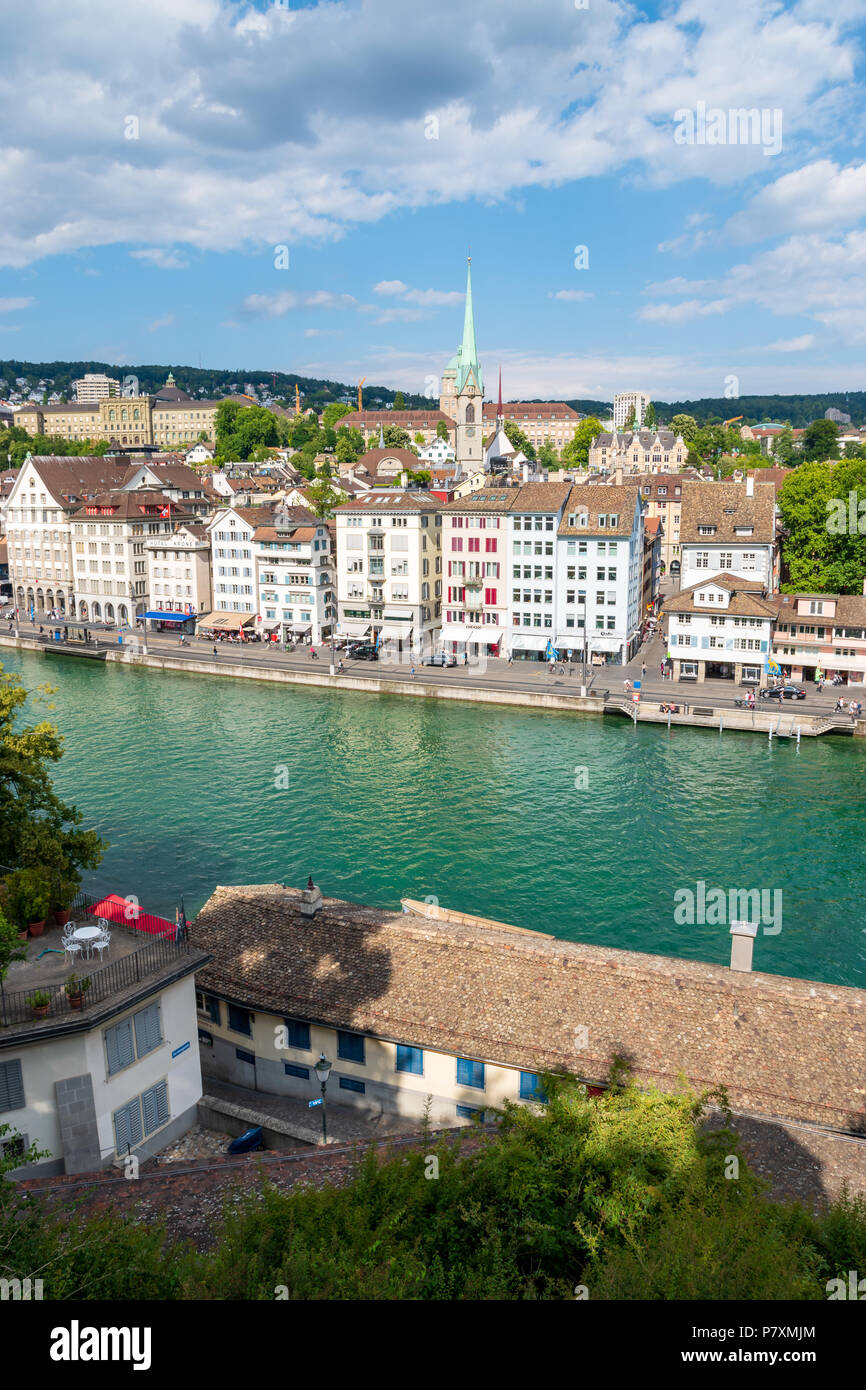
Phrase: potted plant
[
  {"left": 29, "top": 989, "right": 51, "bottom": 1018},
  {"left": 52, "top": 878, "right": 78, "bottom": 928},
  {"left": 7, "top": 868, "right": 52, "bottom": 937},
  {"left": 64, "top": 973, "right": 91, "bottom": 1010}
]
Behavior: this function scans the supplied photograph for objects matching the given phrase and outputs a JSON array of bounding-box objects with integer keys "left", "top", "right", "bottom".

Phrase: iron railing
[{"left": 0, "top": 934, "right": 191, "bottom": 1029}]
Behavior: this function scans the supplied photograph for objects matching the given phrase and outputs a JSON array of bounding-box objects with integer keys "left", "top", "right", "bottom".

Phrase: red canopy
[{"left": 89, "top": 893, "right": 180, "bottom": 941}]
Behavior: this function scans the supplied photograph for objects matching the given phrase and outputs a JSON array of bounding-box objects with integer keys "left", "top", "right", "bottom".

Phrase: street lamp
[{"left": 313, "top": 1051, "right": 332, "bottom": 1144}]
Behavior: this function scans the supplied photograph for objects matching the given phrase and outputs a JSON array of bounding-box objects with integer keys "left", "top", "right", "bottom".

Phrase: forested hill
[
  {"left": 564, "top": 394, "right": 866, "bottom": 429},
  {"left": 0, "top": 360, "right": 431, "bottom": 411}
]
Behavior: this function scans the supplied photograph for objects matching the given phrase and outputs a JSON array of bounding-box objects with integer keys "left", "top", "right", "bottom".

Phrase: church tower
[{"left": 440, "top": 258, "right": 484, "bottom": 473}]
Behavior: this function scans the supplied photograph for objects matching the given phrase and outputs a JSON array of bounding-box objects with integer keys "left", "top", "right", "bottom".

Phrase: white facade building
[
  {"left": 206, "top": 507, "right": 262, "bottom": 620},
  {"left": 679, "top": 479, "right": 778, "bottom": 591},
  {"left": 70, "top": 491, "right": 185, "bottom": 625},
  {"left": 253, "top": 515, "right": 335, "bottom": 644},
  {"left": 666, "top": 575, "right": 775, "bottom": 685},
  {"left": 554, "top": 486, "right": 644, "bottom": 667},
  {"left": 145, "top": 523, "right": 212, "bottom": 622},
  {"left": 334, "top": 491, "right": 441, "bottom": 653},
  {"left": 613, "top": 391, "right": 651, "bottom": 431},
  {"left": 72, "top": 372, "right": 121, "bottom": 403},
  {"left": 505, "top": 483, "right": 573, "bottom": 660}
]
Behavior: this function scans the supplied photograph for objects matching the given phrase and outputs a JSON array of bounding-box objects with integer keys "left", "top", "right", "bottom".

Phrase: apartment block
[{"left": 333, "top": 490, "right": 442, "bottom": 653}]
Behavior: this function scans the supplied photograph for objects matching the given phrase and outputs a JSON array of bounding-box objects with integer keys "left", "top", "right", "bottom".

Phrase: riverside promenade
[{"left": 2, "top": 617, "right": 862, "bottom": 739}]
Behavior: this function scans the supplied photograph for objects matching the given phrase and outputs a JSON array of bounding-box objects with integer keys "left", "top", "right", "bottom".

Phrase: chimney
[
  {"left": 400, "top": 470, "right": 408, "bottom": 487},
  {"left": 614, "top": 464, "right": 623, "bottom": 485},
  {"left": 745, "top": 475, "right": 754, "bottom": 497},
  {"left": 299, "top": 875, "right": 323, "bottom": 917},
  {"left": 730, "top": 919, "right": 758, "bottom": 972}
]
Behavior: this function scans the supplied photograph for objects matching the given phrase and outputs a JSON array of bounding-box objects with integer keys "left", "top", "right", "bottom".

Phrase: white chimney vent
[
  {"left": 745, "top": 475, "right": 754, "bottom": 497},
  {"left": 299, "top": 876, "right": 323, "bottom": 917},
  {"left": 730, "top": 919, "right": 758, "bottom": 972}
]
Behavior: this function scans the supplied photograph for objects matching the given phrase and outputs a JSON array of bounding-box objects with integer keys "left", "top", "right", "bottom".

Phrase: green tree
[
  {"left": 802, "top": 418, "right": 839, "bottom": 462},
  {"left": 624, "top": 404, "right": 636, "bottom": 431},
  {"left": 393, "top": 391, "right": 405, "bottom": 410},
  {"left": 0, "top": 668, "right": 106, "bottom": 926},
  {"left": 561, "top": 416, "right": 602, "bottom": 468},
  {"left": 777, "top": 462, "right": 836, "bottom": 592},
  {"left": 382, "top": 426, "right": 411, "bottom": 449},
  {"left": 537, "top": 442, "right": 559, "bottom": 469},
  {"left": 436, "top": 420, "right": 449, "bottom": 441},
  {"left": 670, "top": 413, "right": 698, "bottom": 444},
  {"left": 321, "top": 402, "right": 355, "bottom": 431},
  {"left": 772, "top": 426, "right": 798, "bottom": 465},
  {"left": 644, "top": 402, "right": 656, "bottom": 428},
  {"left": 304, "top": 470, "right": 342, "bottom": 518}
]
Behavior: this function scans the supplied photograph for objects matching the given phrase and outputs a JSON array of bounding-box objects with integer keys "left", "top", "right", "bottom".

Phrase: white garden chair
[{"left": 91, "top": 929, "right": 111, "bottom": 961}]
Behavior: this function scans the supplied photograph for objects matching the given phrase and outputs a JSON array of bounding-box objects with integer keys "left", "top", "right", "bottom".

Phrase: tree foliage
[
  {"left": 778, "top": 459, "right": 866, "bottom": 593},
  {"left": 0, "top": 667, "right": 106, "bottom": 925},
  {"left": 561, "top": 417, "right": 602, "bottom": 468}
]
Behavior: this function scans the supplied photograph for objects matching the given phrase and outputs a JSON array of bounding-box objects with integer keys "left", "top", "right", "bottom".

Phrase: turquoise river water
[{"left": 5, "top": 648, "right": 866, "bottom": 988}]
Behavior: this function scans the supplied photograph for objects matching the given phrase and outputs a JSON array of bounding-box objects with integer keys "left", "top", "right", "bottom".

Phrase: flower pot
[
  {"left": 28, "top": 920, "right": 45, "bottom": 938},
  {"left": 18, "top": 930, "right": 29, "bottom": 943},
  {"left": 31, "top": 1003, "right": 50, "bottom": 1018},
  {"left": 67, "top": 993, "right": 85, "bottom": 1010},
  {"left": 54, "top": 910, "right": 71, "bottom": 927}
]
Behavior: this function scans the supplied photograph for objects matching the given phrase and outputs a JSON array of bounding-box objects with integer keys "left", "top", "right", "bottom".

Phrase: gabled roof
[
  {"left": 679, "top": 482, "right": 776, "bottom": 545},
  {"left": 557, "top": 485, "right": 641, "bottom": 538},
  {"left": 664, "top": 574, "right": 776, "bottom": 618}
]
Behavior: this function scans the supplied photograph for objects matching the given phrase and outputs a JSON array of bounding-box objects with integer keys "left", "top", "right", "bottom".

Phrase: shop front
[{"left": 143, "top": 608, "right": 196, "bottom": 635}]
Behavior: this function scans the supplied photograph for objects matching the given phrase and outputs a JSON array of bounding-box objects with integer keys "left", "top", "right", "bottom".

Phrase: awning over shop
[
  {"left": 198, "top": 611, "right": 256, "bottom": 630},
  {"left": 510, "top": 632, "right": 547, "bottom": 651},
  {"left": 143, "top": 610, "right": 191, "bottom": 622},
  {"left": 442, "top": 624, "right": 503, "bottom": 644},
  {"left": 382, "top": 609, "right": 413, "bottom": 622},
  {"left": 259, "top": 619, "right": 281, "bottom": 632},
  {"left": 339, "top": 620, "right": 371, "bottom": 638},
  {"left": 289, "top": 622, "right": 312, "bottom": 634},
  {"left": 379, "top": 625, "right": 413, "bottom": 642},
  {"left": 589, "top": 636, "right": 623, "bottom": 652}
]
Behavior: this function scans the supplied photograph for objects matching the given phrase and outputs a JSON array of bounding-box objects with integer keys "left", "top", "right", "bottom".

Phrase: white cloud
[
  {"left": 549, "top": 290, "right": 592, "bottom": 302},
  {"left": 148, "top": 313, "right": 176, "bottom": 331},
  {"left": 640, "top": 297, "right": 733, "bottom": 322},
  {"left": 726, "top": 160, "right": 866, "bottom": 243},
  {"left": 130, "top": 248, "right": 189, "bottom": 270},
  {"left": 760, "top": 334, "right": 816, "bottom": 352},
  {"left": 0, "top": 0, "right": 859, "bottom": 265},
  {"left": 373, "top": 279, "right": 464, "bottom": 306},
  {"left": 241, "top": 290, "right": 360, "bottom": 318},
  {"left": 304, "top": 328, "right": 341, "bottom": 338},
  {"left": 0, "top": 296, "right": 33, "bottom": 312}
]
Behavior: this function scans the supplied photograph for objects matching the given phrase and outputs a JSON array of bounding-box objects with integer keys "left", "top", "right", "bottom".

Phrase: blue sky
[{"left": 2, "top": 0, "right": 866, "bottom": 401}]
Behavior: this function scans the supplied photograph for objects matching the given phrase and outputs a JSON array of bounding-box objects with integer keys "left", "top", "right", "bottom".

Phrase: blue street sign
[
  {"left": 634, "top": 680, "right": 641, "bottom": 689},
  {"left": 171, "top": 1041, "right": 191, "bottom": 1059},
  {"left": 308, "top": 1097, "right": 323, "bottom": 1108}
]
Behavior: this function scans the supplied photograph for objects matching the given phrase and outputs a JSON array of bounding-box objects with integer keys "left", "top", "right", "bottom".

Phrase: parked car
[
  {"left": 423, "top": 652, "right": 457, "bottom": 667},
  {"left": 760, "top": 683, "right": 806, "bottom": 701},
  {"left": 347, "top": 642, "right": 378, "bottom": 661}
]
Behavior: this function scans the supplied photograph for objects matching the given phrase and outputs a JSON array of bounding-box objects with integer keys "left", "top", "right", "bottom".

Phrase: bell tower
[{"left": 443, "top": 257, "right": 484, "bottom": 473}]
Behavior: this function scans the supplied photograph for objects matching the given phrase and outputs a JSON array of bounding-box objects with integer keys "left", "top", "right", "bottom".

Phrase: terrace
[{"left": 0, "top": 895, "right": 208, "bottom": 1035}]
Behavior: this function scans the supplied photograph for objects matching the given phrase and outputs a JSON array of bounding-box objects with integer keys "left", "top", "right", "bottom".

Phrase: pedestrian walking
[
  {"left": 464, "top": 652, "right": 468, "bottom": 666},
  {"left": 507, "top": 653, "right": 513, "bottom": 666},
  {"left": 660, "top": 661, "right": 665, "bottom": 679},
  {"left": 410, "top": 664, "right": 415, "bottom": 679},
  {"left": 624, "top": 678, "right": 631, "bottom": 694},
  {"left": 212, "top": 644, "right": 218, "bottom": 657},
  {"left": 641, "top": 662, "right": 647, "bottom": 681}
]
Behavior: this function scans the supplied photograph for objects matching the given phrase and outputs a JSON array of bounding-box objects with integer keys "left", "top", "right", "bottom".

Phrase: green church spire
[{"left": 456, "top": 256, "right": 483, "bottom": 395}]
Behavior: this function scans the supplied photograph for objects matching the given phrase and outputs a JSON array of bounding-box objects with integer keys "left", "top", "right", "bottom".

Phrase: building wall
[
  {"left": 147, "top": 536, "right": 213, "bottom": 617},
  {"left": 1, "top": 976, "right": 202, "bottom": 1176},
  {"left": 197, "top": 996, "right": 543, "bottom": 1127},
  {"left": 681, "top": 543, "right": 773, "bottom": 590}
]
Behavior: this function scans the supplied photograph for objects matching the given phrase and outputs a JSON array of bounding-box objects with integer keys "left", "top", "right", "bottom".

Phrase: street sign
[
  {"left": 308, "top": 1098, "right": 323, "bottom": 1108},
  {"left": 634, "top": 680, "right": 641, "bottom": 689},
  {"left": 171, "top": 1041, "right": 191, "bottom": 1059}
]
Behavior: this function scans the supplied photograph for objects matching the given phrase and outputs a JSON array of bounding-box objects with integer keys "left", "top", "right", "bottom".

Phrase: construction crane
[
  {"left": 723, "top": 416, "right": 743, "bottom": 427},
  {"left": 295, "top": 383, "right": 301, "bottom": 416},
  {"left": 358, "top": 377, "right": 366, "bottom": 412}
]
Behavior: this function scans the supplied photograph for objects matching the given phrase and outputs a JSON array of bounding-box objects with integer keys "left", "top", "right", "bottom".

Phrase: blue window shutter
[
  {"left": 0, "top": 1059, "right": 25, "bottom": 1113},
  {"left": 761, "top": 640, "right": 767, "bottom": 653},
  {"left": 113, "top": 1098, "right": 143, "bottom": 1153},
  {"left": 725, "top": 639, "right": 733, "bottom": 651},
  {"left": 106, "top": 1018, "right": 135, "bottom": 1075},
  {"left": 142, "top": 1080, "right": 168, "bottom": 1135},
  {"left": 134, "top": 1002, "right": 162, "bottom": 1059},
  {"left": 701, "top": 636, "right": 709, "bottom": 649}
]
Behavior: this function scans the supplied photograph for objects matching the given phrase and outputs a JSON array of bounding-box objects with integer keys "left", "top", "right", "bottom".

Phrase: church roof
[{"left": 454, "top": 260, "right": 484, "bottom": 396}]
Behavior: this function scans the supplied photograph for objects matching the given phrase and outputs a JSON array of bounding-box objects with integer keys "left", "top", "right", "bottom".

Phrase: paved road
[{"left": 4, "top": 607, "right": 860, "bottom": 719}]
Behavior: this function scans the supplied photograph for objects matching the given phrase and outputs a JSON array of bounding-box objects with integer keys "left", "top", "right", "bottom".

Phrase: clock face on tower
[{"left": 466, "top": 427, "right": 475, "bottom": 437}]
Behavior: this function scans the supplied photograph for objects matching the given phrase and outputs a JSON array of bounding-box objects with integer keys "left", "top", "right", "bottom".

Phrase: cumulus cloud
[
  {"left": 373, "top": 279, "right": 464, "bottom": 306},
  {"left": 148, "top": 313, "right": 176, "bottom": 331},
  {"left": 726, "top": 161, "right": 866, "bottom": 243},
  {"left": 549, "top": 290, "right": 592, "bottom": 302},
  {"left": 0, "top": 297, "right": 33, "bottom": 312},
  {"left": 760, "top": 334, "right": 816, "bottom": 352},
  {"left": 130, "top": 248, "right": 189, "bottom": 270},
  {"left": 0, "top": 0, "right": 860, "bottom": 266}
]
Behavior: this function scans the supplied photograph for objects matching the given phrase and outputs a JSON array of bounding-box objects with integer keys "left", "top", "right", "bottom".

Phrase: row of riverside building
[
  {"left": 3, "top": 876, "right": 864, "bottom": 1178},
  {"left": 4, "top": 450, "right": 866, "bottom": 682}
]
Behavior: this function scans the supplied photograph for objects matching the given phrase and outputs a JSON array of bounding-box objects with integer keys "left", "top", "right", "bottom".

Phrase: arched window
[
  {"left": 133, "top": 407, "right": 140, "bottom": 420},
  {"left": 121, "top": 407, "right": 128, "bottom": 421},
  {"left": 109, "top": 409, "right": 115, "bottom": 422},
  {"left": 465, "top": 403, "right": 475, "bottom": 423}
]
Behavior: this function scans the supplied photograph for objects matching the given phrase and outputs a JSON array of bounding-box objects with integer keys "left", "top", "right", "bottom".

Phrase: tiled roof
[
  {"left": 480, "top": 402, "right": 581, "bottom": 420},
  {"left": 70, "top": 490, "right": 195, "bottom": 519},
  {"left": 333, "top": 490, "right": 440, "bottom": 513},
  {"left": 355, "top": 448, "right": 420, "bottom": 474},
  {"left": 508, "top": 482, "right": 573, "bottom": 513},
  {"left": 766, "top": 593, "right": 866, "bottom": 627},
  {"left": 15, "top": 456, "right": 131, "bottom": 503},
  {"left": 664, "top": 574, "right": 776, "bottom": 618},
  {"left": 679, "top": 482, "right": 776, "bottom": 545},
  {"left": 556, "top": 486, "right": 640, "bottom": 538},
  {"left": 440, "top": 487, "right": 518, "bottom": 513},
  {"left": 345, "top": 411, "right": 455, "bottom": 427}
]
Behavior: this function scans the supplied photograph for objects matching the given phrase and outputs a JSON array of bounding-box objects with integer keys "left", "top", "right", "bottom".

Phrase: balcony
[
  {"left": 464, "top": 574, "right": 483, "bottom": 589},
  {"left": 464, "top": 590, "right": 484, "bottom": 610}
]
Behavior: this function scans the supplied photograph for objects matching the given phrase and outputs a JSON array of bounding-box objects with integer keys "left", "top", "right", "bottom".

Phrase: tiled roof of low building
[
  {"left": 333, "top": 490, "right": 440, "bottom": 512},
  {"left": 679, "top": 482, "right": 776, "bottom": 545},
  {"left": 664, "top": 574, "right": 776, "bottom": 618},
  {"left": 480, "top": 402, "right": 581, "bottom": 420}
]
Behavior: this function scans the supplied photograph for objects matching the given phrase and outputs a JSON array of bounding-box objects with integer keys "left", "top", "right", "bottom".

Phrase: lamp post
[{"left": 313, "top": 1051, "right": 332, "bottom": 1144}]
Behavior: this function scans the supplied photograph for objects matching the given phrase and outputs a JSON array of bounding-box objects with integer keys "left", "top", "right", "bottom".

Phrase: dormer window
[
  {"left": 598, "top": 514, "right": 607, "bottom": 528},
  {"left": 734, "top": 526, "right": 753, "bottom": 536},
  {"left": 697, "top": 525, "right": 716, "bottom": 535}
]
